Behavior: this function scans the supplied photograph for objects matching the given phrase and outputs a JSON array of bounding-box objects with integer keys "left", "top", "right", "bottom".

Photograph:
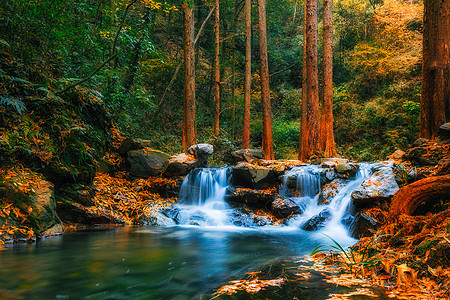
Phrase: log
[{"left": 389, "top": 174, "right": 450, "bottom": 220}]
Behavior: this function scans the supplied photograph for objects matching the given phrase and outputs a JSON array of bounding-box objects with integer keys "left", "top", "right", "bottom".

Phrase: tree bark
[
  {"left": 420, "top": 0, "right": 450, "bottom": 138},
  {"left": 389, "top": 175, "right": 450, "bottom": 220},
  {"left": 299, "top": 0, "right": 320, "bottom": 161},
  {"left": 242, "top": 0, "right": 252, "bottom": 149},
  {"left": 319, "top": 0, "right": 336, "bottom": 157},
  {"left": 182, "top": 2, "right": 196, "bottom": 151},
  {"left": 213, "top": 0, "right": 221, "bottom": 138},
  {"left": 258, "top": 0, "right": 274, "bottom": 160}
]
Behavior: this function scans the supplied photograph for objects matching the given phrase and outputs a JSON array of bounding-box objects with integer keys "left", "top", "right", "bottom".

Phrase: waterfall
[{"left": 177, "top": 167, "right": 232, "bottom": 226}]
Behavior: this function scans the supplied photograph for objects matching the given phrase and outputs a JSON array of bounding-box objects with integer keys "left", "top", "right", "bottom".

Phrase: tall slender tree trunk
[
  {"left": 319, "top": 0, "right": 336, "bottom": 157},
  {"left": 299, "top": 0, "right": 320, "bottom": 161},
  {"left": 258, "top": 0, "right": 274, "bottom": 160},
  {"left": 213, "top": 0, "right": 221, "bottom": 138},
  {"left": 420, "top": 0, "right": 450, "bottom": 139},
  {"left": 242, "top": 0, "right": 252, "bottom": 149},
  {"left": 182, "top": 2, "right": 196, "bottom": 151}
]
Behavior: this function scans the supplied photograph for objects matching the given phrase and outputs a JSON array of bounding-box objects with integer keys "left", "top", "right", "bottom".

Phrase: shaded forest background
[{"left": 0, "top": 0, "right": 423, "bottom": 164}]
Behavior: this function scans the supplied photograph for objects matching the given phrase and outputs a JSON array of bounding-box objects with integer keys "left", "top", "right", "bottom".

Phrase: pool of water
[{"left": 0, "top": 225, "right": 356, "bottom": 299}]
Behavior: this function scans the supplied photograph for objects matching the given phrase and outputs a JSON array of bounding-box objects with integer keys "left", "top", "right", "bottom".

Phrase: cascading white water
[
  {"left": 280, "top": 165, "right": 323, "bottom": 198},
  {"left": 177, "top": 167, "right": 233, "bottom": 226}
]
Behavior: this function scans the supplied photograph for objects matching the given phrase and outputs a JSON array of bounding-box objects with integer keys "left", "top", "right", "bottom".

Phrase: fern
[{"left": 0, "top": 96, "right": 26, "bottom": 114}]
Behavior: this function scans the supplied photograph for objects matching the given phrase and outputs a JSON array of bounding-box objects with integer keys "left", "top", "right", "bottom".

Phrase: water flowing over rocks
[
  {"left": 334, "top": 163, "right": 359, "bottom": 178},
  {"left": 224, "top": 187, "right": 276, "bottom": 208},
  {"left": 301, "top": 209, "right": 332, "bottom": 231},
  {"left": 351, "top": 165, "right": 399, "bottom": 208},
  {"left": 271, "top": 196, "right": 301, "bottom": 218}
]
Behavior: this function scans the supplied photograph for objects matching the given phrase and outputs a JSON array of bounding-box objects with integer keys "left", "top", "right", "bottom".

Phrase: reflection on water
[{"left": 0, "top": 226, "right": 329, "bottom": 299}]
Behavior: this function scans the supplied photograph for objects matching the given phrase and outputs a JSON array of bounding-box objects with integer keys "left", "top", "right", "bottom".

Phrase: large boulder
[
  {"left": 351, "top": 166, "right": 399, "bottom": 208},
  {"left": 0, "top": 169, "right": 62, "bottom": 235},
  {"left": 56, "top": 201, "right": 124, "bottom": 225},
  {"left": 334, "top": 163, "right": 359, "bottom": 178},
  {"left": 301, "top": 209, "right": 332, "bottom": 231},
  {"left": 349, "top": 212, "right": 380, "bottom": 239},
  {"left": 127, "top": 148, "right": 171, "bottom": 177},
  {"left": 271, "top": 196, "right": 301, "bottom": 219},
  {"left": 118, "top": 138, "right": 153, "bottom": 156},
  {"left": 163, "top": 153, "right": 201, "bottom": 177},
  {"left": 225, "top": 149, "right": 264, "bottom": 164},
  {"left": 232, "top": 162, "right": 277, "bottom": 189},
  {"left": 187, "top": 143, "right": 214, "bottom": 166},
  {"left": 225, "top": 187, "right": 276, "bottom": 208},
  {"left": 403, "top": 143, "right": 448, "bottom": 166}
]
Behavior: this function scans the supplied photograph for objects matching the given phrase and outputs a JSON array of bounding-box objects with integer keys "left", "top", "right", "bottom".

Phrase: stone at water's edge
[
  {"left": 127, "top": 148, "right": 171, "bottom": 177},
  {"left": 334, "top": 163, "right": 359, "bottom": 178},
  {"left": 0, "top": 171, "right": 62, "bottom": 236},
  {"left": 351, "top": 166, "right": 399, "bottom": 208},
  {"left": 318, "top": 178, "right": 349, "bottom": 205},
  {"left": 271, "top": 196, "right": 301, "bottom": 218},
  {"left": 225, "top": 187, "right": 276, "bottom": 208},
  {"left": 232, "top": 162, "right": 277, "bottom": 189},
  {"left": 302, "top": 209, "right": 332, "bottom": 231},
  {"left": 187, "top": 143, "right": 214, "bottom": 166},
  {"left": 163, "top": 153, "right": 200, "bottom": 177},
  {"left": 349, "top": 212, "right": 380, "bottom": 239},
  {"left": 56, "top": 201, "right": 125, "bottom": 225}
]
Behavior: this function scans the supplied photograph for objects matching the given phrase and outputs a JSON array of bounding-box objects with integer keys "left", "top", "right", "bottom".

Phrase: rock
[
  {"left": 187, "top": 143, "right": 214, "bottom": 166},
  {"left": 56, "top": 201, "right": 125, "bottom": 225},
  {"left": 334, "top": 163, "right": 359, "bottom": 178},
  {"left": 41, "top": 224, "right": 64, "bottom": 237},
  {"left": 225, "top": 187, "right": 276, "bottom": 208},
  {"left": 118, "top": 138, "right": 153, "bottom": 156},
  {"left": 412, "top": 138, "right": 429, "bottom": 147},
  {"left": 0, "top": 170, "right": 61, "bottom": 234},
  {"left": 225, "top": 149, "right": 264, "bottom": 164},
  {"left": 317, "top": 158, "right": 349, "bottom": 168},
  {"left": 160, "top": 207, "right": 181, "bottom": 224},
  {"left": 139, "top": 212, "right": 177, "bottom": 226},
  {"left": 351, "top": 166, "right": 399, "bottom": 208},
  {"left": 271, "top": 196, "right": 301, "bottom": 219},
  {"left": 438, "top": 123, "right": 450, "bottom": 139},
  {"left": 318, "top": 178, "right": 349, "bottom": 205},
  {"left": 127, "top": 148, "right": 171, "bottom": 177},
  {"left": 301, "top": 209, "right": 332, "bottom": 231},
  {"left": 232, "top": 162, "right": 277, "bottom": 189},
  {"left": 403, "top": 144, "right": 447, "bottom": 166},
  {"left": 163, "top": 153, "right": 200, "bottom": 177},
  {"left": 230, "top": 209, "right": 275, "bottom": 227},
  {"left": 388, "top": 150, "right": 405, "bottom": 160},
  {"left": 349, "top": 212, "right": 380, "bottom": 239},
  {"left": 57, "top": 184, "right": 94, "bottom": 206}
]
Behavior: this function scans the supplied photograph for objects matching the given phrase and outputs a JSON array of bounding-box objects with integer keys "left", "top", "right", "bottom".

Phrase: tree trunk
[
  {"left": 299, "top": 0, "right": 320, "bottom": 161},
  {"left": 242, "top": 0, "right": 252, "bottom": 149},
  {"left": 319, "top": 0, "right": 336, "bottom": 157},
  {"left": 420, "top": 0, "right": 450, "bottom": 138},
  {"left": 389, "top": 175, "right": 450, "bottom": 220},
  {"left": 182, "top": 2, "right": 196, "bottom": 151},
  {"left": 213, "top": 0, "right": 221, "bottom": 138},
  {"left": 257, "top": 0, "right": 274, "bottom": 160}
]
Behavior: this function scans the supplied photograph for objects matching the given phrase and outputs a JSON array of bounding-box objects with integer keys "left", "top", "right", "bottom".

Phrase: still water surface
[{"left": 0, "top": 226, "right": 337, "bottom": 299}]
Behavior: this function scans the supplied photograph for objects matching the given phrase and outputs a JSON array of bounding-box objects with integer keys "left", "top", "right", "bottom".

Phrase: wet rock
[
  {"left": 271, "top": 196, "right": 301, "bottom": 219},
  {"left": 118, "top": 138, "right": 153, "bottom": 156},
  {"left": 56, "top": 201, "right": 124, "bottom": 225},
  {"left": 41, "top": 224, "right": 64, "bottom": 237},
  {"left": 349, "top": 212, "right": 380, "bottom": 239},
  {"left": 224, "top": 187, "right": 276, "bottom": 208},
  {"left": 0, "top": 170, "right": 61, "bottom": 234},
  {"left": 334, "top": 163, "right": 359, "bottom": 178},
  {"left": 318, "top": 178, "right": 349, "bottom": 205},
  {"left": 187, "top": 143, "right": 214, "bottom": 166},
  {"left": 301, "top": 209, "right": 332, "bottom": 231},
  {"left": 351, "top": 166, "right": 399, "bottom": 208},
  {"left": 164, "top": 153, "right": 200, "bottom": 177},
  {"left": 127, "top": 148, "right": 171, "bottom": 177},
  {"left": 225, "top": 149, "right": 264, "bottom": 164},
  {"left": 139, "top": 212, "right": 177, "bottom": 226},
  {"left": 317, "top": 158, "right": 349, "bottom": 168},
  {"left": 57, "top": 184, "right": 94, "bottom": 206},
  {"left": 438, "top": 123, "right": 450, "bottom": 139},
  {"left": 232, "top": 162, "right": 277, "bottom": 189},
  {"left": 160, "top": 207, "right": 181, "bottom": 224},
  {"left": 230, "top": 209, "right": 275, "bottom": 227}
]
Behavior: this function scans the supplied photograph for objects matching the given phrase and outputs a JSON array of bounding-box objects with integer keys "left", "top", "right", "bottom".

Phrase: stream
[{"left": 0, "top": 164, "right": 392, "bottom": 299}]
